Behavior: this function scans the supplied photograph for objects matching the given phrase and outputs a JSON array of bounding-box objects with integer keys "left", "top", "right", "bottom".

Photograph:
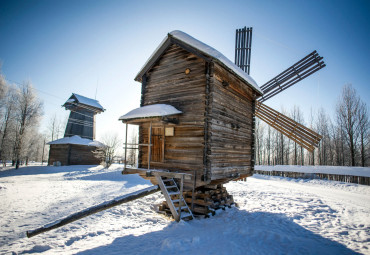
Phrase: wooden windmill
[
  {"left": 118, "top": 29, "right": 325, "bottom": 219},
  {"left": 235, "top": 27, "right": 325, "bottom": 152}
]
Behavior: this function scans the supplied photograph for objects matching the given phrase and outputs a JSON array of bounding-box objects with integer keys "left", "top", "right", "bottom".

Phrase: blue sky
[{"left": 0, "top": 0, "right": 369, "bottom": 142}]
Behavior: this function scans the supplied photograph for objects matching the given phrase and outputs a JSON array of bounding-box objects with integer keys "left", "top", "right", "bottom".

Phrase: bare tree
[
  {"left": 127, "top": 131, "right": 138, "bottom": 166},
  {"left": 266, "top": 125, "right": 272, "bottom": 165},
  {"left": 358, "top": 101, "right": 369, "bottom": 167},
  {"left": 290, "top": 105, "right": 305, "bottom": 165},
  {"left": 13, "top": 82, "right": 43, "bottom": 169},
  {"left": 255, "top": 118, "right": 265, "bottom": 165},
  {"left": 0, "top": 66, "right": 6, "bottom": 104},
  {"left": 48, "top": 114, "right": 57, "bottom": 141},
  {"left": 336, "top": 84, "right": 361, "bottom": 166},
  {"left": 97, "top": 133, "right": 120, "bottom": 168},
  {"left": 0, "top": 84, "right": 17, "bottom": 164},
  {"left": 55, "top": 115, "right": 67, "bottom": 139}
]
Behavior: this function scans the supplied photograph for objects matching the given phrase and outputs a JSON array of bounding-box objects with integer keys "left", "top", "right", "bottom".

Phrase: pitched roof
[
  {"left": 119, "top": 104, "right": 182, "bottom": 121},
  {"left": 63, "top": 93, "right": 105, "bottom": 112},
  {"left": 47, "top": 135, "right": 105, "bottom": 147},
  {"left": 135, "top": 30, "right": 263, "bottom": 95}
]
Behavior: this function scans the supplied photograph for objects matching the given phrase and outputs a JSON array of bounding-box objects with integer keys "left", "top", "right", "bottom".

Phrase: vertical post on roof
[
  {"left": 148, "top": 121, "right": 152, "bottom": 170},
  {"left": 247, "top": 27, "right": 252, "bottom": 75},
  {"left": 234, "top": 26, "right": 252, "bottom": 75},
  {"left": 124, "top": 123, "right": 128, "bottom": 170},
  {"left": 235, "top": 29, "right": 238, "bottom": 66}
]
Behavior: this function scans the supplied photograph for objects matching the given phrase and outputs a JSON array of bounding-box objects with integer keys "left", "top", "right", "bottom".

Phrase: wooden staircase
[{"left": 155, "top": 175, "right": 193, "bottom": 221}]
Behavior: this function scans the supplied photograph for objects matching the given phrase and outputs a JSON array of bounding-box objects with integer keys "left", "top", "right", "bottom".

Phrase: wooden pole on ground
[{"left": 26, "top": 185, "right": 160, "bottom": 238}]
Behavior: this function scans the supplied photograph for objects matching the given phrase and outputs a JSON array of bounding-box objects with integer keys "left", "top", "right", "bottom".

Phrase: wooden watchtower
[
  {"left": 64, "top": 93, "right": 104, "bottom": 140},
  {"left": 47, "top": 94, "right": 105, "bottom": 166}
]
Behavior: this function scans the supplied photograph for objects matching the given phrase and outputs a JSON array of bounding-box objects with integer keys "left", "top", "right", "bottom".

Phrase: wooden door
[{"left": 151, "top": 127, "right": 163, "bottom": 162}]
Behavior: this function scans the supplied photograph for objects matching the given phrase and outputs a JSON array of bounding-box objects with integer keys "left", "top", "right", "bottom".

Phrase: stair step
[
  {"left": 175, "top": 206, "right": 189, "bottom": 210},
  {"left": 156, "top": 174, "right": 194, "bottom": 222},
  {"left": 180, "top": 212, "right": 193, "bottom": 219},
  {"left": 165, "top": 185, "right": 178, "bottom": 189}
]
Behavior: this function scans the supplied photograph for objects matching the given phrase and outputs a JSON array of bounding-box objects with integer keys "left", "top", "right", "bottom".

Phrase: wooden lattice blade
[
  {"left": 255, "top": 101, "right": 322, "bottom": 152},
  {"left": 259, "top": 51, "right": 325, "bottom": 103}
]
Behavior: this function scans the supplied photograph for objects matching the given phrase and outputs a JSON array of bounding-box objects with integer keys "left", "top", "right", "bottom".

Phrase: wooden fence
[{"left": 253, "top": 170, "right": 370, "bottom": 186}]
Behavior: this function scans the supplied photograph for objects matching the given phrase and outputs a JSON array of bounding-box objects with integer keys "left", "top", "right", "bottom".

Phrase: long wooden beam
[
  {"left": 26, "top": 186, "right": 160, "bottom": 238},
  {"left": 255, "top": 101, "right": 322, "bottom": 152},
  {"left": 259, "top": 51, "right": 325, "bottom": 102}
]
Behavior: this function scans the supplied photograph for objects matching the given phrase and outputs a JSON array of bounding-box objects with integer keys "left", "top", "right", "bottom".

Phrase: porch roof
[{"left": 119, "top": 104, "right": 182, "bottom": 123}]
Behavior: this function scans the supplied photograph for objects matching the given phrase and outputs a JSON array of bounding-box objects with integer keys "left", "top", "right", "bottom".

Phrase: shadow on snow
[
  {"left": 75, "top": 209, "right": 359, "bottom": 255},
  {"left": 0, "top": 165, "right": 101, "bottom": 178}
]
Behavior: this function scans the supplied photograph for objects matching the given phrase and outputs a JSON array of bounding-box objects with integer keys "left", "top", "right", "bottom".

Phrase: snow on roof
[
  {"left": 47, "top": 135, "right": 105, "bottom": 147},
  {"left": 64, "top": 94, "right": 104, "bottom": 111},
  {"left": 135, "top": 30, "right": 263, "bottom": 95},
  {"left": 119, "top": 104, "right": 182, "bottom": 121}
]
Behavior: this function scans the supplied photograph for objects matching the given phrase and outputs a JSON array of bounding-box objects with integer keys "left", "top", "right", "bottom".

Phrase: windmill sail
[
  {"left": 259, "top": 51, "right": 325, "bottom": 102},
  {"left": 235, "top": 27, "right": 253, "bottom": 74},
  {"left": 255, "top": 101, "right": 322, "bottom": 152}
]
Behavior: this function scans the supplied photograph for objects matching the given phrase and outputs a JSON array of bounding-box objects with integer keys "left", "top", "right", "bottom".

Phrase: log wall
[
  {"left": 208, "top": 63, "right": 255, "bottom": 180},
  {"left": 138, "top": 44, "right": 257, "bottom": 187},
  {"left": 48, "top": 144, "right": 102, "bottom": 166},
  {"left": 140, "top": 44, "right": 207, "bottom": 187}
]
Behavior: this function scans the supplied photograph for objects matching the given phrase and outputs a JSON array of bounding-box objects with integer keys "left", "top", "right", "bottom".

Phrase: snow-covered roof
[
  {"left": 47, "top": 135, "right": 105, "bottom": 147},
  {"left": 135, "top": 30, "right": 263, "bottom": 95},
  {"left": 119, "top": 104, "right": 182, "bottom": 121},
  {"left": 64, "top": 93, "right": 104, "bottom": 112}
]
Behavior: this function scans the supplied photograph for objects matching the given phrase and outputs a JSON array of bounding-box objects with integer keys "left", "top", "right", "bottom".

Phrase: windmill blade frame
[
  {"left": 259, "top": 50, "right": 326, "bottom": 102},
  {"left": 255, "top": 101, "right": 322, "bottom": 152}
]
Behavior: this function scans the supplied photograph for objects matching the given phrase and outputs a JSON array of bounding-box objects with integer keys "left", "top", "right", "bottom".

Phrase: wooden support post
[
  {"left": 124, "top": 123, "right": 128, "bottom": 170},
  {"left": 191, "top": 170, "right": 196, "bottom": 211},
  {"left": 178, "top": 174, "right": 184, "bottom": 219},
  {"left": 148, "top": 121, "right": 152, "bottom": 170}
]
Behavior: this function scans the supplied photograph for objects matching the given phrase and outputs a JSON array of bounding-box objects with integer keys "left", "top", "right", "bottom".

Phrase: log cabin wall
[
  {"left": 139, "top": 44, "right": 207, "bottom": 187},
  {"left": 208, "top": 63, "right": 255, "bottom": 181},
  {"left": 48, "top": 144, "right": 102, "bottom": 166},
  {"left": 48, "top": 144, "right": 70, "bottom": 166}
]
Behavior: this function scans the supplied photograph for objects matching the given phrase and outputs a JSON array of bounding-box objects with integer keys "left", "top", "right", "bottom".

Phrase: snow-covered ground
[
  {"left": 0, "top": 164, "right": 369, "bottom": 254},
  {"left": 255, "top": 165, "right": 370, "bottom": 177}
]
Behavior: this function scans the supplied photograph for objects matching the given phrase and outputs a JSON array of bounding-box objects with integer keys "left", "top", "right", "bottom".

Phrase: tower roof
[{"left": 63, "top": 93, "right": 105, "bottom": 112}]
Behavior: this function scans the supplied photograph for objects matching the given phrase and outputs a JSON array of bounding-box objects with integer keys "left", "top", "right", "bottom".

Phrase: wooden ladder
[{"left": 155, "top": 175, "right": 193, "bottom": 221}]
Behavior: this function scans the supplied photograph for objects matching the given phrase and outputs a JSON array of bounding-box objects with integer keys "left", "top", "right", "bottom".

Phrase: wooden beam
[{"left": 26, "top": 186, "right": 160, "bottom": 238}]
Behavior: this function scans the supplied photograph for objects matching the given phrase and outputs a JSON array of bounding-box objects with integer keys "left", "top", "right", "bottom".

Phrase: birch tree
[{"left": 13, "top": 82, "right": 43, "bottom": 169}]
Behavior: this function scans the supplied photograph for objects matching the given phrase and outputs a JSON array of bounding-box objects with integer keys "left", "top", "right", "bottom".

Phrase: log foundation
[{"left": 158, "top": 184, "right": 235, "bottom": 218}]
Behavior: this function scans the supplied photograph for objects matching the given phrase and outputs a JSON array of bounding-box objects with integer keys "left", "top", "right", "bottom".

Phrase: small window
[{"left": 165, "top": 127, "right": 174, "bottom": 136}]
